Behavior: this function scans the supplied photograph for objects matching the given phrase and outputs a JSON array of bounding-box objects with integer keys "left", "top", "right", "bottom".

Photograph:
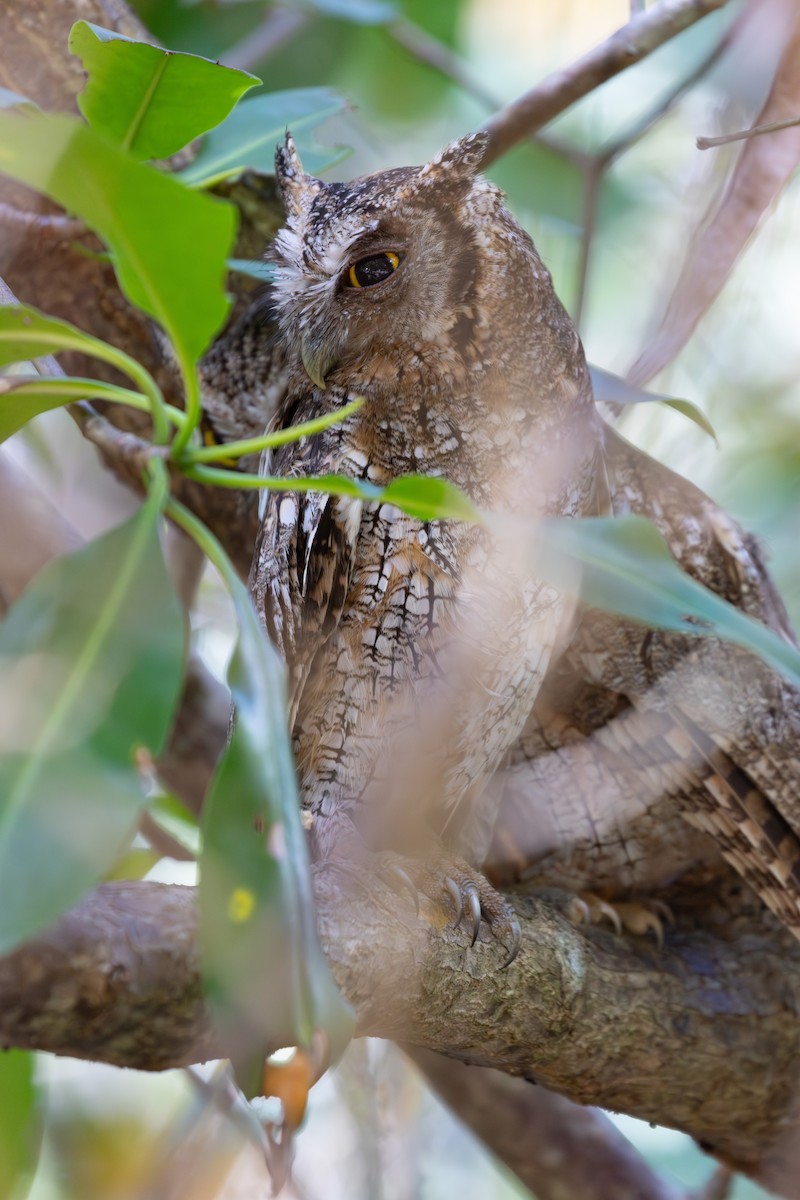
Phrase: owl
[
  {"left": 251, "top": 131, "right": 608, "bottom": 965},
  {"left": 251, "top": 131, "right": 800, "bottom": 961}
]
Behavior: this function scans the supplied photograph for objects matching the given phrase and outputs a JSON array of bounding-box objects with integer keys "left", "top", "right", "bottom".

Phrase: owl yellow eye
[{"left": 347, "top": 251, "right": 400, "bottom": 289}]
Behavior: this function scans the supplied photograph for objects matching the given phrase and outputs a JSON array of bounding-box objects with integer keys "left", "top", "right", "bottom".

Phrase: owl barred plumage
[{"left": 251, "top": 130, "right": 800, "bottom": 956}]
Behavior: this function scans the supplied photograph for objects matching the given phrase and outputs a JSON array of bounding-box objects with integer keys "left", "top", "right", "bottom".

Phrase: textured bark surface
[{"left": 0, "top": 878, "right": 799, "bottom": 1195}]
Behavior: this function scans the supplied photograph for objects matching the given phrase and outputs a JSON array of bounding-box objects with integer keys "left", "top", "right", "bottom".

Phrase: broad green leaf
[
  {"left": 0, "top": 111, "right": 236, "bottom": 367},
  {"left": 589, "top": 366, "right": 717, "bottom": 443},
  {"left": 0, "top": 88, "right": 37, "bottom": 113},
  {"left": 69, "top": 22, "right": 259, "bottom": 160},
  {"left": 196, "top": 527, "right": 352, "bottom": 1095},
  {"left": 0, "top": 375, "right": 154, "bottom": 444},
  {"left": 0, "top": 1050, "right": 40, "bottom": 1200},
  {"left": 0, "top": 491, "right": 186, "bottom": 953},
  {"left": 178, "top": 89, "right": 349, "bottom": 188},
  {"left": 379, "top": 474, "right": 481, "bottom": 521},
  {"left": 533, "top": 515, "right": 800, "bottom": 690}
]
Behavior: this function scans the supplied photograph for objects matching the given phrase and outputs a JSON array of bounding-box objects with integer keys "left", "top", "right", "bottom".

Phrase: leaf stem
[
  {"left": 183, "top": 397, "right": 364, "bottom": 464},
  {"left": 170, "top": 365, "right": 203, "bottom": 457}
]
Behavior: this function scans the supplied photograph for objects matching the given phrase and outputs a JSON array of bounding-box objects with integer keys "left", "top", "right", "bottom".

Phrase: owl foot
[
  {"left": 382, "top": 854, "right": 521, "bottom": 968},
  {"left": 567, "top": 892, "right": 674, "bottom": 948}
]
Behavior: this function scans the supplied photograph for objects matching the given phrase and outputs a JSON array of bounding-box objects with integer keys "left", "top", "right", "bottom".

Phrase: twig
[
  {"left": 479, "top": 0, "right": 730, "bottom": 168},
  {"left": 0, "top": 199, "right": 85, "bottom": 239},
  {"left": 692, "top": 1165, "right": 734, "bottom": 1200},
  {"left": 697, "top": 112, "right": 800, "bottom": 148},
  {"left": 573, "top": 21, "right": 736, "bottom": 325},
  {"left": 222, "top": 7, "right": 309, "bottom": 72},
  {"left": 387, "top": 18, "right": 589, "bottom": 170},
  {"left": 411, "top": 1050, "right": 687, "bottom": 1200}
]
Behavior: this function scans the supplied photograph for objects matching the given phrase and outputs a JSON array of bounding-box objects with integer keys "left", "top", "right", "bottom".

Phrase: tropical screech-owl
[{"left": 249, "top": 131, "right": 800, "bottom": 961}]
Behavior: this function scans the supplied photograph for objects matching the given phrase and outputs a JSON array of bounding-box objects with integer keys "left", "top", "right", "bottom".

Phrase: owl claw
[
  {"left": 464, "top": 885, "right": 482, "bottom": 945},
  {"left": 500, "top": 919, "right": 521, "bottom": 970},
  {"left": 385, "top": 864, "right": 420, "bottom": 916},
  {"left": 445, "top": 876, "right": 464, "bottom": 924}
]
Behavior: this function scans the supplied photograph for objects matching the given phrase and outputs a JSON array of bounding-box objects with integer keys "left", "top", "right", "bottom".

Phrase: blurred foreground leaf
[
  {"left": 0, "top": 489, "right": 185, "bottom": 953},
  {"left": 590, "top": 366, "right": 717, "bottom": 442},
  {"left": 533, "top": 515, "right": 800, "bottom": 689},
  {"left": 0, "top": 111, "right": 236, "bottom": 368},
  {"left": 69, "top": 21, "right": 259, "bottom": 160},
  {"left": 178, "top": 88, "right": 348, "bottom": 188},
  {"left": 184, "top": 511, "right": 352, "bottom": 1096},
  {"left": 0, "top": 1050, "right": 39, "bottom": 1200}
]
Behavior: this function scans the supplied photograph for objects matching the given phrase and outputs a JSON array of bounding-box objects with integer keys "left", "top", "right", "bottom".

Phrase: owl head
[{"left": 270, "top": 131, "right": 508, "bottom": 390}]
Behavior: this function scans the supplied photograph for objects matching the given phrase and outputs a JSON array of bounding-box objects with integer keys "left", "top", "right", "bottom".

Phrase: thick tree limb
[
  {"left": 479, "top": 0, "right": 730, "bottom": 167},
  {"left": 1, "top": 877, "right": 799, "bottom": 1197}
]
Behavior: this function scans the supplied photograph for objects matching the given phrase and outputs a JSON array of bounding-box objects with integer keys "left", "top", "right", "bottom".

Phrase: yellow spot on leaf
[{"left": 228, "top": 887, "right": 256, "bottom": 923}]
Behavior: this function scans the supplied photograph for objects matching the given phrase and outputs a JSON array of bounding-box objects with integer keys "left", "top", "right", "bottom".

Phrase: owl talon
[
  {"left": 445, "top": 877, "right": 464, "bottom": 924},
  {"left": 384, "top": 864, "right": 420, "bottom": 916},
  {"left": 464, "top": 885, "right": 482, "bottom": 945},
  {"left": 500, "top": 919, "right": 521, "bottom": 970},
  {"left": 568, "top": 892, "right": 672, "bottom": 948}
]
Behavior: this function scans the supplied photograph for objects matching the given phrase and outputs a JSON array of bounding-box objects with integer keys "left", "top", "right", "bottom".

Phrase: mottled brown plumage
[{"left": 245, "top": 132, "right": 800, "bottom": 953}]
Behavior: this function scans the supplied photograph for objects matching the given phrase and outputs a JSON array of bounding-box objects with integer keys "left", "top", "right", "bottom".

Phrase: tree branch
[
  {"left": 1, "top": 877, "right": 799, "bottom": 1197},
  {"left": 410, "top": 1050, "right": 688, "bottom": 1200},
  {"left": 479, "top": 0, "right": 730, "bottom": 168}
]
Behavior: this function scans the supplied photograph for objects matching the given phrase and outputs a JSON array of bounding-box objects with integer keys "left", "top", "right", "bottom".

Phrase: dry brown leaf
[{"left": 628, "top": 0, "right": 800, "bottom": 387}]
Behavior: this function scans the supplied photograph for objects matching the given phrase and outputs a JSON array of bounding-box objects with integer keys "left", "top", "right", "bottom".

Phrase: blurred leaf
[
  {"left": 150, "top": 792, "right": 201, "bottom": 857},
  {"left": 534, "top": 515, "right": 800, "bottom": 689},
  {"left": 297, "top": 0, "right": 398, "bottom": 24},
  {"left": 0, "top": 305, "right": 119, "bottom": 371},
  {"left": 0, "top": 111, "right": 236, "bottom": 367},
  {"left": 0, "top": 375, "right": 153, "bottom": 444},
  {"left": 178, "top": 88, "right": 349, "bottom": 187},
  {"left": 589, "top": 366, "right": 718, "bottom": 443},
  {"left": 0, "top": 489, "right": 186, "bottom": 954},
  {"left": 194, "top": 522, "right": 352, "bottom": 1096},
  {"left": 378, "top": 474, "right": 480, "bottom": 521},
  {"left": 69, "top": 21, "right": 259, "bottom": 160},
  {"left": 0, "top": 1049, "right": 40, "bottom": 1200},
  {"left": 103, "top": 846, "right": 162, "bottom": 881},
  {"left": 0, "top": 88, "right": 37, "bottom": 112}
]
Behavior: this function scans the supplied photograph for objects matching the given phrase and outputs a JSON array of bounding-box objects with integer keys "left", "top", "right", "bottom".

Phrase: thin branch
[
  {"left": 697, "top": 112, "right": 800, "bottom": 148},
  {"left": 479, "top": 0, "right": 730, "bottom": 168},
  {"left": 386, "top": 18, "right": 589, "bottom": 170},
  {"left": 410, "top": 1050, "right": 688, "bottom": 1200},
  {"left": 222, "top": 7, "right": 310, "bottom": 73},
  {"left": 0, "top": 200, "right": 85, "bottom": 238}
]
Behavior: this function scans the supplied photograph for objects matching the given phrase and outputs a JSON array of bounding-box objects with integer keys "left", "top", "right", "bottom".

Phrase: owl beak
[{"left": 300, "top": 339, "right": 329, "bottom": 391}]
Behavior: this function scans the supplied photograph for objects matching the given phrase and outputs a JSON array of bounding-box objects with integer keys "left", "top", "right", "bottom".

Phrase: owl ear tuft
[
  {"left": 413, "top": 132, "right": 490, "bottom": 193},
  {"left": 275, "top": 130, "right": 322, "bottom": 221}
]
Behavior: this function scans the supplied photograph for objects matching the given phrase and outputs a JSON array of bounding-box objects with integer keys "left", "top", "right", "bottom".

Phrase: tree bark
[{"left": 0, "top": 877, "right": 798, "bottom": 1197}]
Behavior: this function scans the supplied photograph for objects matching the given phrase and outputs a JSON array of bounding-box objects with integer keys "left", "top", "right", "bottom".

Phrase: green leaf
[
  {"left": 533, "top": 515, "right": 800, "bottom": 690},
  {"left": 69, "top": 21, "right": 259, "bottom": 161},
  {"left": 0, "top": 490, "right": 186, "bottom": 953},
  {"left": 589, "top": 366, "right": 718, "bottom": 443},
  {"left": 181, "top": 512, "right": 352, "bottom": 1095},
  {"left": 0, "top": 111, "right": 237, "bottom": 368},
  {"left": 178, "top": 88, "right": 349, "bottom": 188},
  {"left": 0, "top": 305, "right": 172, "bottom": 444},
  {"left": 0, "top": 376, "right": 157, "bottom": 444},
  {"left": 379, "top": 474, "right": 481, "bottom": 521},
  {"left": 0, "top": 1050, "right": 40, "bottom": 1200}
]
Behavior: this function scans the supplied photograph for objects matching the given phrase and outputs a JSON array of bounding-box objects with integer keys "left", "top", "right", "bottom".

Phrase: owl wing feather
[{"left": 255, "top": 480, "right": 355, "bottom": 727}]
